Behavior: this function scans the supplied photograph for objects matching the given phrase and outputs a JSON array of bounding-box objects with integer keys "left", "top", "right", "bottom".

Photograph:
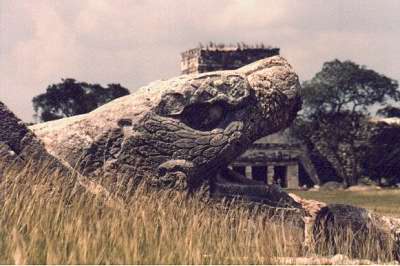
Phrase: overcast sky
[{"left": 1, "top": 0, "right": 400, "bottom": 122}]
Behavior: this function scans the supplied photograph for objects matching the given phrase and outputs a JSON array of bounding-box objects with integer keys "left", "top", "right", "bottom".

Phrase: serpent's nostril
[
  {"left": 158, "top": 168, "right": 167, "bottom": 177},
  {"left": 117, "top": 118, "right": 132, "bottom": 127}
]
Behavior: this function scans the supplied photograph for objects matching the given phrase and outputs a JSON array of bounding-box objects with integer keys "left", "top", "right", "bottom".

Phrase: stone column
[
  {"left": 245, "top": 166, "right": 252, "bottom": 179},
  {"left": 264, "top": 165, "right": 269, "bottom": 184},
  {"left": 287, "top": 163, "right": 299, "bottom": 189},
  {"left": 267, "top": 165, "right": 274, "bottom": 185}
]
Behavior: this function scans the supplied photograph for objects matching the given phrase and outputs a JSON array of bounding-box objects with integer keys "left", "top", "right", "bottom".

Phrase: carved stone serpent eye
[{"left": 180, "top": 102, "right": 225, "bottom": 131}]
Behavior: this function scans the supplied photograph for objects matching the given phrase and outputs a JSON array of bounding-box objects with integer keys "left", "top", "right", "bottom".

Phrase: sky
[{"left": 1, "top": 0, "right": 400, "bottom": 122}]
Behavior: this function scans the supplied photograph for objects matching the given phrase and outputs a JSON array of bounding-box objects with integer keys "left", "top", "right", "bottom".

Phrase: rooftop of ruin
[
  {"left": 181, "top": 42, "right": 280, "bottom": 75},
  {"left": 181, "top": 42, "right": 279, "bottom": 57}
]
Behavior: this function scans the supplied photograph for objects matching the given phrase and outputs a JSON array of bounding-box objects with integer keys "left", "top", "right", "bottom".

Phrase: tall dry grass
[
  {"left": 0, "top": 162, "right": 304, "bottom": 264},
  {"left": 0, "top": 161, "right": 397, "bottom": 264}
]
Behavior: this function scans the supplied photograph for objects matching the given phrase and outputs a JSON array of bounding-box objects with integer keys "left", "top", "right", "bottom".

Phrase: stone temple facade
[
  {"left": 180, "top": 44, "right": 320, "bottom": 189},
  {"left": 232, "top": 130, "right": 320, "bottom": 189},
  {"left": 181, "top": 44, "right": 280, "bottom": 74}
]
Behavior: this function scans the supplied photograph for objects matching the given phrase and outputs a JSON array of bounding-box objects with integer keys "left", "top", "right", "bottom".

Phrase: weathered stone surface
[
  {"left": 314, "top": 204, "right": 400, "bottom": 260},
  {"left": 0, "top": 101, "right": 75, "bottom": 200},
  {"left": 181, "top": 45, "right": 280, "bottom": 74},
  {"left": 290, "top": 193, "right": 400, "bottom": 261},
  {"left": 320, "top": 181, "right": 345, "bottom": 191},
  {"left": 30, "top": 56, "right": 302, "bottom": 207},
  {"left": 0, "top": 101, "right": 123, "bottom": 207},
  {"left": 0, "top": 101, "right": 56, "bottom": 172}
]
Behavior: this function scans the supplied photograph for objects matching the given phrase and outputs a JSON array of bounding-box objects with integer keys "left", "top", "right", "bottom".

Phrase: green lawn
[{"left": 289, "top": 188, "right": 400, "bottom": 218}]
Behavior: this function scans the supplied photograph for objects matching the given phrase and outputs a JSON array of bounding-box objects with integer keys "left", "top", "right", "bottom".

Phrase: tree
[
  {"left": 294, "top": 112, "right": 371, "bottom": 186},
  {"left": 295, "top": 59, "right": 399, "bottom": 187},
  {"left": 301, "top": 59, "right": 400, "bottom": 116},
  {"left": 362, "top": 123, "right": 400, "bottom": 186},
  {"left": 33, "top": 79, "right": 130, "bottom": 122},
  {"left": 377, "top": 105, "right": 400, "bottom": 118}
]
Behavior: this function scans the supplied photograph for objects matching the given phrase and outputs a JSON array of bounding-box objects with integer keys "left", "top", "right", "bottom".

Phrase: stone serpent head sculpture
[
  {"left": 2, "top": 55, "right": 399, "bottom": 258},
  {"left": 30, "top": 56, "right": 302, "bottom": 207}
]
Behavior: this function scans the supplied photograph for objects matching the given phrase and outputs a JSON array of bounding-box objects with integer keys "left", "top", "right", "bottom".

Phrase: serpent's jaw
[{"left": 129, "top": 112, "right": 252, "bottom": 190}]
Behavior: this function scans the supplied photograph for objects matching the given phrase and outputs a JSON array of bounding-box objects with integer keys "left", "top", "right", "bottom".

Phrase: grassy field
[
  {"left": 0, "top": 164, "right": 304, "bottom": 264},
  {"left": 290, "top": 189, "right": 400, "bottom": 218},
  {"left": 0, "top": 163, "right": 398, "bottom": 264}
]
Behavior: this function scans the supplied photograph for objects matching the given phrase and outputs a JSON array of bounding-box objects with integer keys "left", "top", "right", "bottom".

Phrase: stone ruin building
[
  {"left": 181, "top": 43, "right": 280, "bottom": 74},
  {"left": 181, "top": 44, "right": 320, "bottom": 189}
]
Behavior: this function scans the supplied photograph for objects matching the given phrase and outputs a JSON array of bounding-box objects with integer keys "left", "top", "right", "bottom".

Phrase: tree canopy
[
  {"left": 294, "top": 59, "right": 400, "bottom": 186},
  {"left": 33, "top": 79, "right": 130, "bottom": 122},
  {"left": 377, "top": 105, "right": 400, "bottom": 118},
  {"left": 301, "top": 59, "right": 400, "bottom": 116}
]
